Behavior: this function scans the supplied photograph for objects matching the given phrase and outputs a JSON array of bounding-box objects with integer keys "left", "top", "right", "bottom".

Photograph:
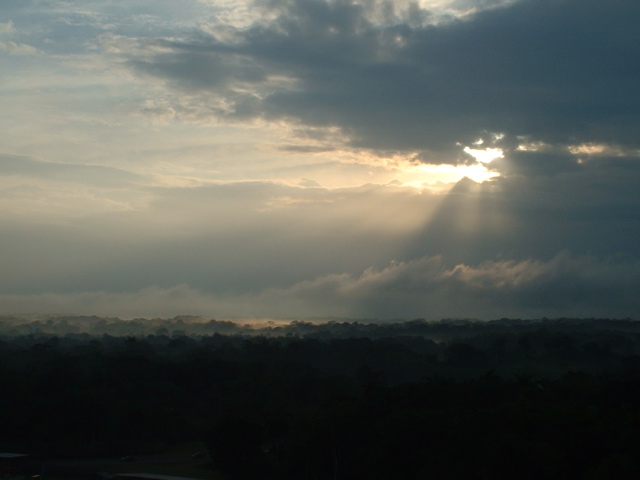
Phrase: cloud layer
[
  {"left": 120, "top": 0, "right": 640, "bottom": 162},
  {"left": 2, "top": 253, "right": 638, "bottom": 320},
  {"left": 1, "top": 0, "right": 639, "bottom": 320}
]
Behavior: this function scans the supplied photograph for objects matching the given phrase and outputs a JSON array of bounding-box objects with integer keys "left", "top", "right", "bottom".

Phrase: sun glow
[
  {"left": 463, "top": 146, "right": 504, "bottom": 164},
  {"left": 405, "top": 162, "right": 499, "bottom": 188}
]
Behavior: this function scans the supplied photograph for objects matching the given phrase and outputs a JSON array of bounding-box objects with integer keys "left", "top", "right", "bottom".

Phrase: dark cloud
[
  {"left": 490, "top": 150, "right": 582, "bottom": 177},
  {"left": 125, "top": 0, "right": 640, "bottom": 165},
  {"left": 240, "top": 252, "right": 640, "bottom": 319},
  {"left": 128, "top": 47, "right": 267, "bottom": 91}
]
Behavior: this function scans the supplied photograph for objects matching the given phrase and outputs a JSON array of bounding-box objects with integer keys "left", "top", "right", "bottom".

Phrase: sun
[
  {"left": 402, "top": 161, "right": 499, "bottom": 188},
  {"left": 463, "top": 146, "right": 504, "bottom": 164}
]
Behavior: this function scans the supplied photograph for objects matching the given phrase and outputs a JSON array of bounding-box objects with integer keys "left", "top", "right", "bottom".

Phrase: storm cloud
[{"left": 122, "top": 0, "right": 640, "bottom": 162}]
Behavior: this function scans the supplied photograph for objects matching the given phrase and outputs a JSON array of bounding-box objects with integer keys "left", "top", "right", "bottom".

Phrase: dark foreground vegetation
[{"left": 3, "top": 316, "right": 640, "bottom": 479}]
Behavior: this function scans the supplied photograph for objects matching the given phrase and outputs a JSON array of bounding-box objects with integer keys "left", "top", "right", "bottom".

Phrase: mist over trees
[{"left": 3, "top": 316, "right": 640, "bottom": 479}]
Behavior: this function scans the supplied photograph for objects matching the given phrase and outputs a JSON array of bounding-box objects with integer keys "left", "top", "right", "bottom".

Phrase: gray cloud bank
[
  {"left": 1, "top": 253, "right": 638, "bottom": 320},
  {"left": 124, "top": 0, "right": 640, "bottom": 161}
]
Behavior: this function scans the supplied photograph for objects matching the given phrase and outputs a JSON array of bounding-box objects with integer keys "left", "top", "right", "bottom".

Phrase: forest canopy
[{"left": 3, "top": 316, "right": 640, "bottom": 479}]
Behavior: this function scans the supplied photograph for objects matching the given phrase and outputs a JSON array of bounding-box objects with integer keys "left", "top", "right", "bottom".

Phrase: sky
[{"left": 1, "top": 0, "right": 639, "bottom": 320}]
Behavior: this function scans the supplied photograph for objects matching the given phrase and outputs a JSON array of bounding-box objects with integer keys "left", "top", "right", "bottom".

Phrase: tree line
[{"left": 2, "top": 318, "right": 640, "bottom": 478}]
